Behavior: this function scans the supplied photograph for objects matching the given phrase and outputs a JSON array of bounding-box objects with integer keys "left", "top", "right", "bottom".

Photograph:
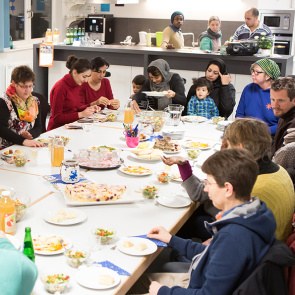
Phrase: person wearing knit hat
[
  {"left": 161, "top": 11, "right": 184, "bottom": 49},
  {"left": 236, "top": 58, "right": 280, "bottom": 136}
]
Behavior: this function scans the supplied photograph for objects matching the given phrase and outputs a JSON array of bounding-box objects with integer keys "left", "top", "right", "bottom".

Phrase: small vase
[{"left": 259, "top": 48, "right": 271, "bottom": 57}]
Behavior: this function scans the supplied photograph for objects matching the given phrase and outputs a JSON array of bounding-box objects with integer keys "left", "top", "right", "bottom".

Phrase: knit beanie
[
  {"left": 253, "top": 58, "right": 281, "bottom": 80},
  {"left": 171, "top": 11, "right": 184, "bottom": 23}
]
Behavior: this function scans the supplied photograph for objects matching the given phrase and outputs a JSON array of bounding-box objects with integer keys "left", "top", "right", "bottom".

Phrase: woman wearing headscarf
[
  {"left": 131, "top": 59, "right": 186, "bottom": 111},
  {"left": 186, "top": 58, "right": 236, "bottom": 118},
  {"left": 199, "top": 16, "right": 222, "bottom": 52},
  {"left": 236, "top": 58, "right": 281, "bottom": 136},
  {"left": 0, "top": 65, "right": 43, "bottom": 149},
  {"left": 161, "top": 11, "right": 184, "bottom": 49}
]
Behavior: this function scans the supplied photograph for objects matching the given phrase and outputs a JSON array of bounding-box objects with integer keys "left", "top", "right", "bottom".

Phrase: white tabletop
[{"left": 0, "top": 113, "right": 223, "bottom": 294}]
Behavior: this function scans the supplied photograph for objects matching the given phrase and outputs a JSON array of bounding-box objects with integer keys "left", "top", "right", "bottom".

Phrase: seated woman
[
  {"left": 130, "top": 149, "right": 276, "bottom": 295},
  {"left": 131, "top": 59, "right": 186, "bottom": 112},
  {"left": 186, "top": 58, "right": 235, "bottom": 118},
  {"left": 0, "top": 232, "right": 38, "bottom": 295},
  {"left": 163, "top": 118, "right": 294, "bottom": 242},
  {"left": 236, "top": 58, "right": 280, "bottom": 136},
  {"left": 47, "top": 55, "right": 98, "bottom": 131},
  {"left": 199, "top": 16, "right": 222, "bottom": 52},
  {"left": 0, "top": 65, "right": 44, "bottom": 149},
  {"left": 81, "top": 57, "right": 120, "bottom": 110}
]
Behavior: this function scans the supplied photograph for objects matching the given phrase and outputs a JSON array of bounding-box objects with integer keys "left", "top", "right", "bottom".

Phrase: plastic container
[
  {"left": 156, "top": 32, "right": 163, "bottom": 47},
  {"left": 0, "top": 191, "right": 16, "bottom": 235},
  {"left": 126, "top": 136, "right": 139, "bottom": 148}
]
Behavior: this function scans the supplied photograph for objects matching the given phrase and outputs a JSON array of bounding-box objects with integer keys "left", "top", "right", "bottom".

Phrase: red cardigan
[
  {"left": 47, "top": 74, "right": 87, "bottom": 130},
  {"left": 81, "top": 78, "right": 115, "bottom": 110}
]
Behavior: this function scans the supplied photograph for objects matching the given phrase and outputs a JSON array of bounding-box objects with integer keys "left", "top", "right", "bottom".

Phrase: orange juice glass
[
  {"left": 124, "top": 108, "right": 134, "bottom": 124},
  {"left": 51, "top": 137, "right": 64, "bottom": 167}
]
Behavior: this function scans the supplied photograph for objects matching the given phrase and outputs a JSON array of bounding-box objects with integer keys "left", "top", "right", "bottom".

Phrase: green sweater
[
  {"left": 0, "top": 238, "right": 38, "bottom": 295},
  {"left": 252, "top": 166, "right": 295, "bottom": 241}
]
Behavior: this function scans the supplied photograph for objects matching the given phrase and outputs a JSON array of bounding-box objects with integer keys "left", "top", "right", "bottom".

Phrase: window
[{"left": 9, "top": 0, "right": 52, "bottom": 42}]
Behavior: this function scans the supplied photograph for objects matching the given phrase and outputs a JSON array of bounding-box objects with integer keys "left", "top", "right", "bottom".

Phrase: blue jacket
[
  {"left": 235, "top": 83, "right": 278, "bottom": 135},
  {"left": 158, "top": 199, "right": 276, "bottom": 295}
]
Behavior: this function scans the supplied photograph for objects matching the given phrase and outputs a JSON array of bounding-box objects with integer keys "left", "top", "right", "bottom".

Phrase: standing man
[
  {"left": 161, "top": 11, "right": 184, "bottom": 49},
  {"left": 232, "top": 8, "right": 272, "bottom": 40},
  {"left": 271, "top": 76, "right": 295, "bottom": 154}
]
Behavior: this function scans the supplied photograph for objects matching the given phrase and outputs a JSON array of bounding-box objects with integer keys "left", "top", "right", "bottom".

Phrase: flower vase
[{"left": 259, "top": 48, "right": 271, "bottom": 57}]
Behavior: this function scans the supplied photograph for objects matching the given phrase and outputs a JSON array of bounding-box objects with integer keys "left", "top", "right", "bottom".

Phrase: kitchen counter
[{"left": 33, "top": 44, "right": 293, "bottom": 97}]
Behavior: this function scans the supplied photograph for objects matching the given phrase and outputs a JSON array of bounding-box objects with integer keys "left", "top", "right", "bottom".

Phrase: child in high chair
[{"left": 187, "top": 77, "right": 219, "bottom": 119}]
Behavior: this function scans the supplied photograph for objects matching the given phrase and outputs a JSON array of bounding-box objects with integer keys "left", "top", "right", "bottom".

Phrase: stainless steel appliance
[
  {"left": 226, "top": 40, "right": 259, "bottom": 56},
  {"left": 260, "top": 9, "right": 295, "bottom": 55},
  {"left": 84, "top": 14, "right": 114, "bottom": 44}
]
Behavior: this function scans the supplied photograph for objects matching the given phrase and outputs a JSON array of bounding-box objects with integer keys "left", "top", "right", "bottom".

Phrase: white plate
[
  {"left": 43, "top": 208, "right": 87, "bottom": 225},
  {"left": 142, "top": 91, "right": 167, "bottom": 97},
  {"left": 119, "top": 166, "right": 153, "bottom": 176},
  {"left": 156, "top": 195, "right": 191, "bottom": 208},
  {"left": 33, "top": 235, "right": 71, "bottom": 255},
  {"left": 76, "top": 266, "right": 121, "bottom": 290},
  {"left": 181, "top": 116, "right": 207, "bottom": 123},
  {"left": 183, "top": 141, "right": 212, "bottom": 150},
  {"left": 117, "top": 237, "right": 157, "bottom": 256},
  {"left": 6, "top": 234, "right": 21, "bottom": 250},
  {"left": 128, "top": 151, "right": 162, "bottom": 162}
]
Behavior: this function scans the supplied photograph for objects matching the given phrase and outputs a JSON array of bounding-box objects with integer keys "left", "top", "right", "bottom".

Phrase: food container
[
  {"left": 142, "top": 185, "right": 158, "bottom": 199},
  {"left": 64, "top": 248, "right": 88, "bottom": 268},
  {"left": 139, "top": 111, "right": 166, "bottom": 132},
  {"left": 13, "top": 194, "right": 30, "bottom": 222},
  {"left": 186, "top": 149, "right": 200, "bottom": 161},
  {"left": 60, "top": 160, "right": 80, "bottom": 183},
  {"left": 41, "top": 273, "right": 70, "bottom": 294},
  {"left": 94, "top": 228, "right": 116, "bottom": 245}
]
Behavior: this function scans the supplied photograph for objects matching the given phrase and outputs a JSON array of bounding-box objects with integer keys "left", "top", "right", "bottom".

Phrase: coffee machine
[{"left": 84, "top": 14, "right": 114, "bottom": 44}]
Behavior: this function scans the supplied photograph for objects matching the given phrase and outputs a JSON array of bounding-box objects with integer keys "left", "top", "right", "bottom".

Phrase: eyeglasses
[
  {"left": 17, "top": 83, "right": 34, "bottom": 90},
  {"left": 202, "top": 179, "right": 218, "bottom": 186},
  {"left": 251, "top": 69, "right": 265, "bottom": 75}
]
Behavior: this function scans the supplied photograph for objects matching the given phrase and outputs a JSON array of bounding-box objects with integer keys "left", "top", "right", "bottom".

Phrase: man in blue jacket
[{"left": 143, "top": 149, "right": 276, "bottom": 295}]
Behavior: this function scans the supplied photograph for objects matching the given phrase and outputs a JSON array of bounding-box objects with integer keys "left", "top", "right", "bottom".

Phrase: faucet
[{"left": 182, "top": 32, "right": 195, "bottom": 47}]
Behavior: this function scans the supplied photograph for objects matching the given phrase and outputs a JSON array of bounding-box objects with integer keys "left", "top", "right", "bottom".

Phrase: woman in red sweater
[
  {"left": 81, "top": 57, "right": 120, "bottom": 110},
  {"left": 47, "top": 55, "right": 98, "bottom": 130}
]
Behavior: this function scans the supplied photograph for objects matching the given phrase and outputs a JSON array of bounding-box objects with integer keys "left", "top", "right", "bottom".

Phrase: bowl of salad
[
  {"left": 64, "top": 248, "right": 88, "bottom": 268},
  {"left": 142, "top": 185, "right": 158, "bottom": 199},
  {"left": 41, "top": 273, "right": 70, "bottom": 294},
  {"left": 93, "top": 228, "right": 116, "bottom": 245}
]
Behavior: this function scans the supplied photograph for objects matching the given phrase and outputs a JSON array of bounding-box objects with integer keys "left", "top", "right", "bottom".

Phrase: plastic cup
[{"left": 125, "top": 136, "right": 139, "bottom": 148}]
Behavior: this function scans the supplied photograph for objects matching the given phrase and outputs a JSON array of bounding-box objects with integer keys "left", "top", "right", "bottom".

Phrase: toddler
[
  {"left": 131, "top": 75, "right": 146, "bottom": 95},
  {"left": 187, "top": 77, "right": 219, "bottom": 119}
]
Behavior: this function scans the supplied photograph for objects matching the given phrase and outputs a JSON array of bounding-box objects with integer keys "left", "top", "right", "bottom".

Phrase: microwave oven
[{"left": 260, "top": 10, "right": 294, "bottom": 34}]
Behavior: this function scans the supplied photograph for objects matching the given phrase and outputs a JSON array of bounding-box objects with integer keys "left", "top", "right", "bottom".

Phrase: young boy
[
  {"left": 131, "top": 74, "right": 146, "bottom": 95},
  {"left": 187, "top": 77, "right": 219, "bottom": 119}
]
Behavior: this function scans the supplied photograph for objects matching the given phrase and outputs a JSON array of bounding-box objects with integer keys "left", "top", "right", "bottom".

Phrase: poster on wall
[{"left": 39, "top": 43, "right": 54, "bottom": 67}]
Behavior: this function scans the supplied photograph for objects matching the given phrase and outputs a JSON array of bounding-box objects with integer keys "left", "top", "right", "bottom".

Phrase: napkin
[
  {"left": 43, "top": 174, "right": 87, "bottom": 185},
  {"left": 133, "top": 235, "right": 167, "bottom": 247},
  {"left": 93, "top": 260, "right": 130, "bottom": 276}
]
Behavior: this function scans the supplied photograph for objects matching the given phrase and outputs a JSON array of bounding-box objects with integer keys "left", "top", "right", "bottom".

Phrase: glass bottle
[
  {"left": 45, "top": 28, "right": 53, "bottom": 43},
  {"left": 66, "top": 28, "right": 71, "bottom": 45},
  {"left": 23, "top": 227, "right": 35, "bottom": 262},
  {"left": 0, "top": 191, "right": 16, "bottom": 235},
  {"left": 124, "top": 99, "right": 134, "bottom": 124}
]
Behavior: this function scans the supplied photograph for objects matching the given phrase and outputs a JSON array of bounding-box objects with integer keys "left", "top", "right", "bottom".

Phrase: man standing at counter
[
  {"left": 232, "top": 8, "right": 272, "bottom": 40},
  {"left": 161, "top": 11, "right": 184, "bottom": 49}
]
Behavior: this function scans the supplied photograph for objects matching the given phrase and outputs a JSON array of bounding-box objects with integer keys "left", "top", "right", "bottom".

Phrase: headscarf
[
  {"left": 252, "top": 58, "right": 281, "bottom": 80},
  {"left": 148, "top": 59, "right": 173, "bottom": 92},
  {"left": 6, "top": 84, "right": 38, "bottom": 123},
  {"left": 204, "top": 58, "right": 228, "bottom": 85}
]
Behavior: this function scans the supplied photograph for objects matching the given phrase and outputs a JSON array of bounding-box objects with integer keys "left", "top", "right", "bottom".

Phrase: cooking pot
[{"left": 226, "top": 40, "right": 259, "bottom": 56}]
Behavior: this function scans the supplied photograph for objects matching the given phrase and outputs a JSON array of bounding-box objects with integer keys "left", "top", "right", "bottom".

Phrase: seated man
[
  {"left": 161, "top": 11, "right": 184, "bottom": 49},
  {"left": 232, "top": 7, "right": 272, "bottom": 40},
  {"left": 130, "top": 149, "right": 276, "bottom": 295},
  {"left": 0, "top": 232, "right": 38, "bottom": 295}
]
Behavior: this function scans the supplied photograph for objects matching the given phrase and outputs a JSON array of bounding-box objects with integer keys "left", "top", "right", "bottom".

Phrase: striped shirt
[
  {"left": 187, "top": 96, "right": 219, "bottom": 119},
  {"left": 232, "top": 24, "right": 272, "bottom": 40}
]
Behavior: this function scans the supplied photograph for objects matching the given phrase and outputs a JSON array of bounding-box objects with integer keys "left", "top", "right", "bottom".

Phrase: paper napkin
[
  {"left": 134, "top": 235, "right": 167, "bottom": 247},
  {"left": 93, "top": 260, "right": 130, "bottom": 276}
]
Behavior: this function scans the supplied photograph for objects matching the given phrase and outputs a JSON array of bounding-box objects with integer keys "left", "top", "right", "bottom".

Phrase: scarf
[
  {"left": 169, "top": 24, "right": 182, "bottom": 33},
  {"left": 199, "top": 28, "right": 221, "bottom": 42},
  {"left": 6, "top": 84, "right": 38, "bottom": 123}
]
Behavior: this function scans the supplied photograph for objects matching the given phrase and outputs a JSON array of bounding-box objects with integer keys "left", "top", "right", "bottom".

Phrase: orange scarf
[{"left": 6, "top": 84, "right": 38, "bottom": 123}]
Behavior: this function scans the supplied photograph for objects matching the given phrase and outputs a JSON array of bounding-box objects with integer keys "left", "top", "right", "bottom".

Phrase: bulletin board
[{"left": 39, "top": 43, "right": 54, "bottom": 67}]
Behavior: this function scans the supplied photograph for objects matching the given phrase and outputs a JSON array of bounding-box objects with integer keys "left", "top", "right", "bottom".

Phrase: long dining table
[{"left": 0, "top": 111, "right": 223, "bottom": 294}]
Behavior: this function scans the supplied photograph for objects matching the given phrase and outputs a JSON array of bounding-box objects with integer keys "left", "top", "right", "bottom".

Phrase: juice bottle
[
  {"left": 51, "top": 137, "right": 64, "bottom": 167},
  {"left": 0, "top": 191, "right": 16, "bottom": 235},
  {"left": 124, "top": 99, "right": 134, "bottom": 124},
  {"left": 45, "top": 28, "right": 53, "bottom": 43},
  {"left": 23, "top": 227, "right": 35, "bottom": 262}
]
